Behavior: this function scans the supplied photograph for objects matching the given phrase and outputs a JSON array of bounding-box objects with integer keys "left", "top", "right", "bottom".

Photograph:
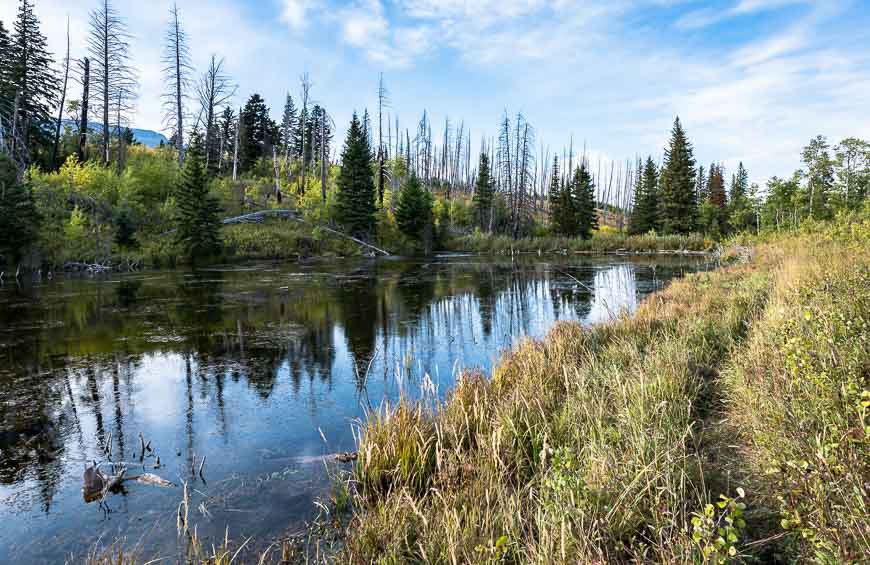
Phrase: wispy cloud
[{"left": 676, "top": 0, "right": 812, "bottom": 30}]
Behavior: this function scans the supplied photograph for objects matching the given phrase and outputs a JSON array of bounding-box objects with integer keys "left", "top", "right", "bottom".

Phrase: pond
[{"left": 0, "top": 254, "right": 711, "bottom": 563}]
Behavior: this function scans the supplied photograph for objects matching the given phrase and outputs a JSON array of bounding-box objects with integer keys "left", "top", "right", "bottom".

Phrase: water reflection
[{"left": 0, "top": 255, "right": 707, "bottom": 562}]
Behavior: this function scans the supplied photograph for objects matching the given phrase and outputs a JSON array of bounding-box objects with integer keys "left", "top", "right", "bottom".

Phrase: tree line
[{"left": 1, "top": 0, "right": 869, "bottom": 273}]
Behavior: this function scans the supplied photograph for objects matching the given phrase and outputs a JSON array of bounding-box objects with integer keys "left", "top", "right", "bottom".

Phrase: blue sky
[{"left": 3, "top": 0, "right": 870, "bottom": 182}]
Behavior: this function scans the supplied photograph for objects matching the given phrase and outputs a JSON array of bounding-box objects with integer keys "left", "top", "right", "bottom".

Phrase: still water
[{"left": 0, "top": 254, "right": 709, "bottom": 563}]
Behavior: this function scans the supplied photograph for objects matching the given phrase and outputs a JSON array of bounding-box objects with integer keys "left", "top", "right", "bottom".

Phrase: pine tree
[
  {"left": 395, "top": 174, "right": 433, "bottom": 245},
  {"left": 279, "top": 93, "right": 297, "bottom": 158},
  {"left": 0, "top": 21, "right": 15, "bottom": 119},
  {"left": 696, "top": 165, "right": 707, "bottom": 203},
  {"left": 572, "top": 162, "right": 598, "bottom": 239},
  {"left": 658, "top": 117, "right": 697, "bottom": 234},
  {"left": 113, "top": 201, "right": 136, "bottom": 248},
  {"left": 238, "top": 93, "right": 271, "bottom": 173},
  {"left": 175, "top": 132, "right": 222, "bottom": 260},
  {"left": 548, "top": 156, "right": 568, "bottom": 234},
  {"left": 801, "top": 135, "right": 834, "bottom": 220},
  {"left": 702, "top": 163, "right": 728, "bottom": 236},
  {"left": 217, "top": 105, "right": 235, "bottom": 174},
  {"left": 0, "top": 153, "right": 39, "bottom": 267},
  {"left": 728, "top": 162, "right": 753, "bottom": 232},
  {"left": 630, "top": 156, "right": 658, "bottom": 234},
  {"left": 335, "top": 112, "right": 376, "bottom": 240},
  {"left": 472, "top": 152, "right": 494, "bottom": 231},
  {"left": 9, "top": 0, "right": 58, "bottom": 162}
]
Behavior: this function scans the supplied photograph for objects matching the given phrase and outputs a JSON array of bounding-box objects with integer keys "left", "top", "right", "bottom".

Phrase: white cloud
[
  {"left": 677, "top": 0, "right": 812, "bottom": 30},
  {"left": 281, "top": 0, "right": 320, "bottom": 31}
]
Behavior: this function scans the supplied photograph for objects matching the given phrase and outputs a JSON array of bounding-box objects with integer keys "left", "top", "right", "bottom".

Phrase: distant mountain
[{"left": 61, "top": 120, "right": 169, "bottom": 148}]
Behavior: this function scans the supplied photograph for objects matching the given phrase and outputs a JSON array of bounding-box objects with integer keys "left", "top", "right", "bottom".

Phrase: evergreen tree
[
  {"left": 304, "top": 104, "right": 331, "bottom": 170},
  {"left": 0, "top": 21, "right": 13, "bottom": 112},
  {"left": 0, "top": 154, "right": 39, "bottom": 267},
  {"left": 801, "top": 135, "right": 834, "bottom": 220},
  {"left": 472, "top": 152, "right": 494, "bottom": 231},
  {"left": 696, "top": 165, "right": 707, "bottom": 203},
  {"left": 395, "top": 174, "right": 433, "bottom": 245},
  {"left": 335, "top": 112, "right": 376, "bottom": 240},
  {"left": 728, "top": 162, "right": 754, "bottom": 232},
  {"left": 217, "top": 106, "right": 235, "bottom": 174},
  {"left": 238, "top": 93, "right": 272, "bottom": 173},
  {"left": 548, "top": 156, "right": 570, "bottom": 234},
  {"left": 700, "top": 163, "right": 728, "bottom": 236},
  {"left": 279, "top": 93, "right": 297, "bottom": 156},
  {"left": 8, "top": 0, "right": 58, "bottom": 161},
  {"left": 113, "top": 201, "right": 137, "bottom": 248},
  {"left": 572, "top": 162, "right": 598, "bottom": 239},
  {"left": 658, "top": 117, "right": 697, "bottom": 234},
  {"left": 175, "top": 133, "right": 222, "bottom": 260},
  {"left": 630, "top": 156, "right": 658, "bottom": 234},
  {"left": 361, "top": 109, "right": 372, "bottom": 153}
]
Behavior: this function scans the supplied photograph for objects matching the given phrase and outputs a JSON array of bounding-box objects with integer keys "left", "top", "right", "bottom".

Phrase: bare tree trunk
[
  {"left": 320, "top": 115, "right": 327, "bottom": 202},
  {"left": 272, "top": 145, "right": 282, "bottom": 203},
  {"left": 78, "top": 58, "right": 90, "bottom": 162},
  {"left": 101, "top": 0, "right": 110, "bottom": 166},
  {"left": 218, "top": 133, "right": 225, "bottom": 173},
  {"left": 172, "top": 6, "right": 184, "bottom": 166},
  {"left": 298, "top": 73, "right": 311, "bottom": 195},
  {"left": 53, "top": 18, "right": 71, "bottom": 168},
  {"left": 232, "top": 107, "right": 240, "bottom": 181},
  {"left": 377, "top": 73, "right": 387, "bottom": 205},
  {"left": 116, "top": 90, "right": 124, "bottom": 175}
]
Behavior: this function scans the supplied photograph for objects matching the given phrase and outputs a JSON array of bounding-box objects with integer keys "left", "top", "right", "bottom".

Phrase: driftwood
[
  {"left": 221, "top": 209, "right": 296, "bottom": 225},
  {"left": 82, "top": 464, "right": 175, "bottom": 503},
  {"left": 65, "top": 261, "right": 112, "bottom": 274}
]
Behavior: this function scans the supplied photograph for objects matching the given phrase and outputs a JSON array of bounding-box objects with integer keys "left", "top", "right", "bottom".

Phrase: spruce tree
[
  {"left": 335, "top": 112, "right": 376, "bottom": 240},
  {"left": 0, "top": 154, "right": 39, "bottom": 267},
  {"left": 801, "top": 135, "right": 834, "bottom": 220},
  {"left": 703, "top": 163, "right": 728, "bottom": 236},
  {"left": 395, "top": 174, "right": 433, "bottom": 245},
  {"left": 630, "top": 156, "right": 658, "bottom": 234},
  {"left": 0, "top": 21, "right": 13, "bottom": 113},
  {"left": 279, "top": 93, "right": 297, "bottom": 156},
  {"left": 9, "top": 0, "right": 58, "bottom": 161},
  {"left": 548, "top": 156, "right": 565, "bottom": 234},
  {"left": 728, "top": 162, "right": 754, "bottom": 232},
  {"left": 696, "top": 165, "right": 707, "bottom": 203},
  {"left": 472, "top": 152, "right": 494, "bottom": 231},
  {"left": 658, "top": 117, "right": 697, "bottom": 234},
  {"left": 175, "top": 133, "right": 222, "bottom": 260},
  {"left": 572, "top": 162, "right": 598, "bottom": 239},
  {"left": 239, "top": 93, "right": 271, "bottom": 173},
  {"left": 113, "top": 201, "right": 137, "bottom": 248}
]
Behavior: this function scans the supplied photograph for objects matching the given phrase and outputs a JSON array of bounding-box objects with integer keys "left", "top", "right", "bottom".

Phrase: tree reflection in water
[{"left": 0, "top": 255, "right": 709, "bottom": 563}]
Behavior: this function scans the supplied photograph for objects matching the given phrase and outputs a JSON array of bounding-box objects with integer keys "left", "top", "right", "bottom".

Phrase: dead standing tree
[
  {"left": 51, "top": 17, "right": 71, "bottom": 168},
  {"left": 88, "top": 0, "right": 136, "bottom": 167},
  {"left": 76, "top": 57, "right": 90, "bottom": 162},
  {"left": 377, "top": 73, "right": 389, "bottom": 206},
  {"left": 196, "top": 55, "right": 236, "bottom": 174},
  {"left": 297, "top": 73, "right": 311, "bottom": 195},
  {"left": 161, "top": 2, "right": 192, "bottom": 167}
]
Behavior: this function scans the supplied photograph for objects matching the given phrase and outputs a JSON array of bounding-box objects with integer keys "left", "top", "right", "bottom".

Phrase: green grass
[
  {"left": 444, "top": 230, "right": 714, "bottom": 255},
  {"left": 222, "top": 219, "right": 363, "bottom": 261},
  {"left": 346, "top": 214, "right": 870, "bottom": 563}
]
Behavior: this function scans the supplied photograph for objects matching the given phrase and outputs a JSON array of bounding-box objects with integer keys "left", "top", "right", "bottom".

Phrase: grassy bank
[
  {"left": 347, "top": 217, "right": 869, "bottom": 562},
  {"left": 444, "top": 230, "right": 715, "bottom": 255},
  {"left": 222, "top": 219, "right": 364, "bottom": 262}
]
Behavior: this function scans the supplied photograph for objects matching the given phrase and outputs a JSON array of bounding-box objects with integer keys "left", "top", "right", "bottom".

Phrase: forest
[
  {"left": 2, "top": 0, "right": 869, "bottom": 276},
  {"left": 1, "top": 1, "right": 869, "bottom": 564}
]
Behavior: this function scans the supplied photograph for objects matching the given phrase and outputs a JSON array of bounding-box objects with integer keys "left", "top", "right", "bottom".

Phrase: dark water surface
[{"left": 0, "top": 254, "right": 710, "bottom": 563}]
